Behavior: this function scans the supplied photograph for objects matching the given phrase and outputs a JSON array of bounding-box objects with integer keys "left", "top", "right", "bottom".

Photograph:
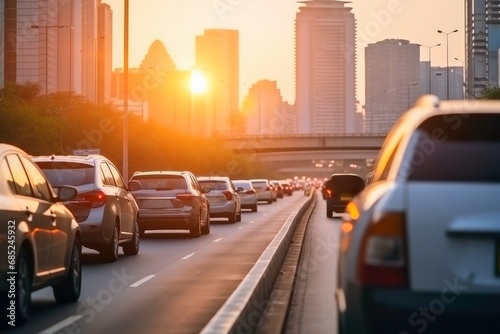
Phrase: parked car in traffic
[
  {"left": 129, "top": 171, "right": 211, "bottom": 237},
  {"left": 323, "top": 173, "right": 365, "bottom": 218},
  {"left": 198, "top": 176, "right": 242, "bottom": 223},
  {"left": 232, "top": 179, "right": 258, "bottom": 212},
  {"left": 250, "top": 179, "right": 275, "bottom": 204},
  {"left": 0, "top": 144, "right": 81, "bottom": 324},
  {"left": 337, "top": 96, "right": 500, "bottom": 334},
  {"left": 279, "top": 180, "right": 293, "bottom": 196},
  {"left": 32, "top": 154, "right": 141, "bottom": 262}
]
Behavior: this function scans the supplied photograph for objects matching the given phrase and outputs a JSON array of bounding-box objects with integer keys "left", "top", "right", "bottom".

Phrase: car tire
[
  {"left": 267, "top": 199, "right": 272, "bottom": 204},
  {"left": 228, "top": 210, "right": 237, "bottom": 224},
  {"left": 236, "top": 211, "right": 242, "bottom": 222},
  {"left": 14, "top": 247, "right": 32, "bottom": 325},
  {"left": 251, "top": 204, "right": 258, "bottom": 212},
  {"left": 101, "top": 225, "right": 119, "bottom": 262},
  {"left": 123, "top": 220, "right": 140, "bottom": 256},
  {"left": 53, "top": 239, "right": 82, "bottom": 303},
  {"left": 139, "top": 226, "right": 146, "bottom": 238},
  {"left": 201, "top": 213, "right": 210, "bottom": 235},
  {"left": 190, "top": 215, "right": 201, "bottom": 238},
  {"left": 326, "top": 204, "right": 333, "bottom": 218}
]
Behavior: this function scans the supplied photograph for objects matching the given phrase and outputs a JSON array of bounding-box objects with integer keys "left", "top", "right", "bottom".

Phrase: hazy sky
[{"left": 102, "top": 0, "right": 464, "bottom": 105}]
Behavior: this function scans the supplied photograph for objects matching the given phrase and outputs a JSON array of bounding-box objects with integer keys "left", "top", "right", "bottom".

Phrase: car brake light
[
  {"left": 246, "top": 189, "right": 255, "bottom": 195},
  {"left": 222, "top": 190, "right": 233, "bottom": 200},
  {"left": 326, "top": 188, "right": 333, "bottom": 197},
  {"left": 76, "top": 190, "right": 107, "bottom": 208},
  {"left": 176, "top": 193, "right": 193, "bottom": 200},
  {"left": 357, "top": 212, "right": 408, "bottom": 287}
]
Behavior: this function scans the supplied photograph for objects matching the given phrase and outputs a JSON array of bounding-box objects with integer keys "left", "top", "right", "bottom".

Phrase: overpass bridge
[{"left": 219, "top": 133, "right": 387, "bottom": 177}]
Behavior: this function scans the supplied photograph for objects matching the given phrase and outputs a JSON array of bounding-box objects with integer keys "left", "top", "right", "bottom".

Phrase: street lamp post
[
  {"left": 437, "top": 29, "right": 458, "bottom": 100},
  {"left": 31, "top": 24, "right": 69, "bottom": 95},
  {"left": 123, "top": 0, "right": 129, "bottom": 180},
  {"left": 454, "top": 57, "right": 465, "bottom": 99},
  {"left": 418, "top": 43, "right": 441, "bottom": 94}
]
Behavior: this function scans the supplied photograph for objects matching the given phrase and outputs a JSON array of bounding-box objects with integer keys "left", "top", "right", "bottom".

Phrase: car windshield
[
  {"left": 35, "top": 162, "right": 94, "bottom": 187},
  {"left": 131, "top": 175, "right": 187, "bottom": 190}
]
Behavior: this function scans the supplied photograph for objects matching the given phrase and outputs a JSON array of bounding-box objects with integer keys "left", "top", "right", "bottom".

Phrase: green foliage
[
  {"left": 479, "top": 85, "right": 500, "bottom": 100},
  {"left": 0, "top": 83, "right": 269, "bottom": 179}
]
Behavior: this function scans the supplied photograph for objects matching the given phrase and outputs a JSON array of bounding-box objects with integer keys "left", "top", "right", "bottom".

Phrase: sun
[{"left": 190, "top": 69, "right": 208, "bottom": 94}]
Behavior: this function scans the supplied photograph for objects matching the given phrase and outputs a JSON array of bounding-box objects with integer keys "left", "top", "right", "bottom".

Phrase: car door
[
  {"left": 4, "top": 154, "right": 55, "bottom": 280},
  {"left": 20, "top": 155, "right": 72, "bottom": 275},
  {"left": 107, "top": 162, "right": 135, "bottom": 239}
]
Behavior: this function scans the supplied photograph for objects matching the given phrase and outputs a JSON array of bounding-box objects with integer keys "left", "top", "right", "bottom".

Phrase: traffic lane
[
  {"left": 285, "top": 193, "right": 342, "bottom": 334},
  {"left": 2, "top": 194, "right": 305, "bottom": 333}
]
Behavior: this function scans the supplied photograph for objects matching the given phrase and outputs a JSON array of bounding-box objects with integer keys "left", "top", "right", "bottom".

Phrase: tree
[{"left": 479, "top": 85, "right": 500, "bottom": 100}]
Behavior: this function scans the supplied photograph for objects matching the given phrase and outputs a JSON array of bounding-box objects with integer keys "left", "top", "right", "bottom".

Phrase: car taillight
[
  {"left": 357, "top": 212, "right": 408, "bottom": 288},
  {"left": 222, "top": 190, "right": 233, "bottom": 200},
  {"left": 176, "top": 193, "right": 193, "bottom": 201},
  {"left": 76, "top": 190, "right": 107, "bottom": 208},
  {"left": 246, "top": 189, "right": 255, "bottom": 194},
  {"left": 326, "top": 188, "right": 333, "bottom": 197}
]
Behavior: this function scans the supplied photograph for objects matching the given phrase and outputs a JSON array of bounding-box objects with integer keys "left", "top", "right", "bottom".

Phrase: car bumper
[{"left": 341, "top": 284, "right": 500, "bottom": 334}]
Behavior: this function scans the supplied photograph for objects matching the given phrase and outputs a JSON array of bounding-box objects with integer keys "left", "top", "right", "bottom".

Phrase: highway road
[{"left": 2, "top": 192, "right": 313, "bottom": 334}]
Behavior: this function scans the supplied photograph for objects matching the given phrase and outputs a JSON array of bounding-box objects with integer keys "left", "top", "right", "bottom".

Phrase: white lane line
[
  {"left": 213, "top": 238, "right": 223, "bottom": 243},
  {"left": 182, "top": 252, "right": 195, "bottom": 260},
  {"left": 249, "top": 221, "right": 255, "bottom": 224},
  {"left": 238, "top": 227, "right": 244, "bottom": 230},
  {"left": 39, "top": 315, "right": 83, "bottom": 334},
  {"left": 130, "top": 274, "right": 155, "bottom": 287}
]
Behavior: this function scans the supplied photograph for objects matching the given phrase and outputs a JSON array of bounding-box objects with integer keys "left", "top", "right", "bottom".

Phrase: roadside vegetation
[{"left": 0, "top": 82, "right": 277, "bottom": 179}]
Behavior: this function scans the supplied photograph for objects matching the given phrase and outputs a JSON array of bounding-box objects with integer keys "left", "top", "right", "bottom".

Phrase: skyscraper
[
  {"left": 195, "top": 29, "right": 239, "bottom": 135},
  {"left": 295, "top": 0, "right": 356, "bottom": 134},
  {"left": 365, "top": 39, "right": 420, "bottom": 133},
  {"left": 465, "top": 0, "right": 500, "bottom": 98}
]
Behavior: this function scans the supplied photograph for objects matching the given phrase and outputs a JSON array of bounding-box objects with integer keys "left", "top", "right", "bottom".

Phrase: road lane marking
[
  {"left": 40, "top": 315, "right": 83, "bottom": 334},
  {"left": 238, "top": 227, "right": 244, "bottom": 230},
  {"left": 213, "top": 238, "right": 223, "bottom": 243},
  {"left": 130, "top": 274, "right": 155, "bottom": 287},
  {"left": 249, "top": 221, "right": 255, "bottom": 224},
  {"left": 182, "top": 252, "right": 195, "bottom": 260}
]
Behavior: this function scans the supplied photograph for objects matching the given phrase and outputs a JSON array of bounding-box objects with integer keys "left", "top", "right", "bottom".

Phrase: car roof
[
  {"left": 0, "top": 143, "right": 28, "bottom": 155},
  {"left": 197, "top": 176, "right": 230, "bottom": 180},
  {"left": 31, "top": 154, "right": 105, "bottom": 166},
  {"left": 132, "top": 170, "right": 191, "bottom": 177}
]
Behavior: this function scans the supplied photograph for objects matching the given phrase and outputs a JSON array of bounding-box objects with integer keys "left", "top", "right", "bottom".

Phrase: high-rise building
[
  {"left": 419, "top": 62, "right": 464, "bottom": 100},
  {"left": 465, "top": 0, "right": 500, "bottom": 98},
  {"left": 195, "top": 29, "right": 239, "bottom": 136},
  {"left": 1, "top": 0, "right": 105, "bottom": 101},
  {"left": 365, "top": 39, "right": 420, "bottom": 133},
  {"left": 295, "top": 0, "right": 356, "bottom": 134}
]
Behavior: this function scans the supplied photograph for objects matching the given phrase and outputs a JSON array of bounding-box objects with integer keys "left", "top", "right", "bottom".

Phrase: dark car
[{"left": 324, "top": 173, "right": 365, "bottom": 218}]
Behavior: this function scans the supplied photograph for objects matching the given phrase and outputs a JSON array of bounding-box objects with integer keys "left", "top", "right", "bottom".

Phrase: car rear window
[
  {"left": 251, "top": 181, "right": 267, "bottom": 189},
  {"left": 198, "top": 180, "right": 228, "bottom": 190},
  {"left": 407, "top": 114, "right": 500, "bottom": 182},
  {"left": 233, "top": 181, "right": 250, "bottom": 189},
  {"left": 35, "top": 161, "right": 94, "bottom": 187},
  {"left": 329, "top": 175, "right": 365, "bottom": 195},
  {"left": 131, "top": 175, "right": 187, "bottom": 190}
]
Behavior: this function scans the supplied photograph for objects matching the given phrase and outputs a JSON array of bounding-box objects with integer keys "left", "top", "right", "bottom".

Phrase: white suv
[{"left": 337, "top": 96, "right": 500, "bottom": 334}]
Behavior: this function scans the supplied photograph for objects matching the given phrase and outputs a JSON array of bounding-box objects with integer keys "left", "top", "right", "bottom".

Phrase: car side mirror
[
  {"left": 237, "top": 187, "right": 244, "bottom": 192},
  {"left": 128, "top": 180, "right": 141, "bottom": 191},
  {"left": 57, "top": 185, "right": 78, "bottom": 202},
  {"left": 202, "top": 185, "right": 211, "bottom": 194}
]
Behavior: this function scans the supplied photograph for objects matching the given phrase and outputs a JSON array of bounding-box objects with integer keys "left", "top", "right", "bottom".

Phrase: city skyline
[{"left": 102, "top": 0, "right": 464, "bottom": 105}]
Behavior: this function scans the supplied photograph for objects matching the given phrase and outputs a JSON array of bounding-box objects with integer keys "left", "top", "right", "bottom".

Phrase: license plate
[
  {"left": 496, "top": 240, "right": 500, "bottom": 277},
  {"left": 341, "top": 196, "right": 352, "bottom": 201}
]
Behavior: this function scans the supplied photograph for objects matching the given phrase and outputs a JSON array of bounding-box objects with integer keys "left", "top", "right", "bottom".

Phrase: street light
[
  {"left": 454, "top": 57, "right": 465, "bottom": 99},
  {"left": 437, "top": 29, "right": 458, "bottom": 100},
  {"left": 31, "top": 24, "right": 69, "bottom": 95},
  {"left": 123, "top": 0, "right": 129, "bottom": 180},
  {"left": 418, "top": 43, "right": 441, "bottom": 94}
]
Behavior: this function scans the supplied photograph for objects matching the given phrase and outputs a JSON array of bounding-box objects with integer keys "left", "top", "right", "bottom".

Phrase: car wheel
[
  {"left": 201, "top": 212, "right": 210, "bottom": 235},
  {"left": 326, "top": 205, "right": 333, "bottom": 218},
  {"left": 267, "top": 199, "right": 272, "bottom": 204},
  {"left": 123, "top": 220, "right": 140, "bottom": 256},
  {"left": 53, "top": 238, "right": 82, "bottom": 303},
  {"left": 251, "top": 204, "right": 258, "bottom": 212},
  {"left": 228, "top": 210, "right": 237, "bottom": 224},
  {"left": 15, "top": 247, "right": 32, "bottom": 325},
  {"left": 101, "top": 225, "right": 119, "bottom": 262},
  {"left": 190, "top": 215, "right": 201, "bottom": 238},
  {"left": 236, "top": 210, "right": 242, "bottom": 222},
  {"left": 139, "top": 226, "right": 146, "bottom": 238}
]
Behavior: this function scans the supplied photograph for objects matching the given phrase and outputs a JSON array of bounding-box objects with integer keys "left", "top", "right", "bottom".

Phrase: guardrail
[{"left": 200, "top": 192, "right": 315, "bottom": 334}]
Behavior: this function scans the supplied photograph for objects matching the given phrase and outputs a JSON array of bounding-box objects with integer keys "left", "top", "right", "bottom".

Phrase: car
[
  {"left": 197, "top": 176, "right": 242, "bottom": 223},
  {"left": 129, "top": 171, "right": 211, "bottom": 237},
  {"left": 337, "top": 96, "right": 500, "bottom": 334},
  {"left": 0, "top": 144, "right": 81, "bottom": 324},
  {"left": 250, "top": 179, "right": 274, "bottom": 204},
  {"left": 233, "top": 179, "right": 258, "bottom": 212},
  {"left": 270, "top": 180, "right": 284, "bottom": 198},
  {"left": 32, "top": 154, "right": 141, "bottom": 262},
  {"left": 280, "top": 180, "right": 293, "bottom": 196},
  {"left": 323, "top": 173, "right": 365, "bottom": 218},
  {"left": 303, "top": 181, "right": 313, "bottom": 196}
]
